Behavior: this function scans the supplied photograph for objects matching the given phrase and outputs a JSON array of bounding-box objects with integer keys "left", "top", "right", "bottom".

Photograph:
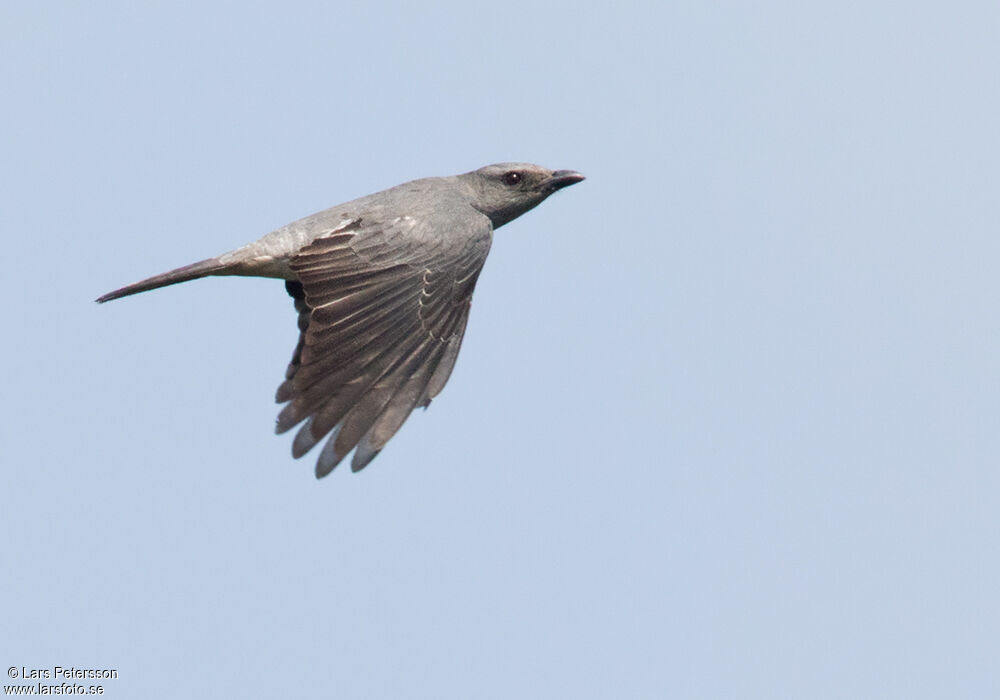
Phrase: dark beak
[{"left": 544, "top": 169, "right": 586, "bottom": 193}]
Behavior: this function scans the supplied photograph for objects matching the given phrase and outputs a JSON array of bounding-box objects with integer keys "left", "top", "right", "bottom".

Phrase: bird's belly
[{"left": 230, "top": 255, "right": 296, "bottom": 280}]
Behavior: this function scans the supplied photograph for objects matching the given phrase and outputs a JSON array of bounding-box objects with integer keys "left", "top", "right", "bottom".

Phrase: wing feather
[{"left": 276, "top": 214, "right": 491, "bottom": 476}]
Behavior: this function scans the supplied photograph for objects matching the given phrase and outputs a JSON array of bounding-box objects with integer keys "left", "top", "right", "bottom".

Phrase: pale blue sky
[{"left": 2, "top": 2, "right": 998, "bottom": 698}]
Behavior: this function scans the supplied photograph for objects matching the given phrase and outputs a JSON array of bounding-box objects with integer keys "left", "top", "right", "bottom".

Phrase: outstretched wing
[{"left": 275, "top": 214, "right": 492, "bottom": 476}]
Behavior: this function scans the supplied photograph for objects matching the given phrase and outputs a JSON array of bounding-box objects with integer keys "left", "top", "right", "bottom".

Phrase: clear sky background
[{"left": 2, "top": 2, "right": 998, "bottom": 698}]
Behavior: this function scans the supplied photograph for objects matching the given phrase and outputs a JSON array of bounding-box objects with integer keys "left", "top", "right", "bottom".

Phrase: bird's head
[{"left": 460, "top": 163, "right": 585, "bottom": 229}]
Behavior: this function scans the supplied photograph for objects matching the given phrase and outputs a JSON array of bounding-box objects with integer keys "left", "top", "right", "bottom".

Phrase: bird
[{"left": 97, "top": 163, "right": 585, "bottom": 477}]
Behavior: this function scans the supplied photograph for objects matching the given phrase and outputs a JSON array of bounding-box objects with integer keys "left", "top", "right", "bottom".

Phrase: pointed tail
[{"left": 96, "top": 257, "right": 227, "bottom": 303}]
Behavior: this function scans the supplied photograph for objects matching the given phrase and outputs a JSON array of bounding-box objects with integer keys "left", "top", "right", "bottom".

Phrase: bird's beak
[{"left": 544, "top": 170, "right": 586, "bottom": 193}]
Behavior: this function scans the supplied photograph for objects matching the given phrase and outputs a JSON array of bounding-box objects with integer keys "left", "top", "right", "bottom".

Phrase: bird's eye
[{"left": 501, "top": 171, "right": 522, "bottom": 186}]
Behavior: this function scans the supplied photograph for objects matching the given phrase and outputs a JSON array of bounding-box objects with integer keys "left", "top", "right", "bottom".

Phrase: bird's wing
[{"left": 275, "top": 214, "right": 492, "bottom": 476}]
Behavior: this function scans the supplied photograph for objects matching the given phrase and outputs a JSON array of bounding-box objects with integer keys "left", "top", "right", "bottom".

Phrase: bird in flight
[{"left": 97, "top": 163, "right": 585, "bottom": 477}]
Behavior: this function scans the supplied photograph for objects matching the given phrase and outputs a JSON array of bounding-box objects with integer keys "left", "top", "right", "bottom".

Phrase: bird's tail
[{"left": 96, "top": 257, "right": 227, "bottom": 303}]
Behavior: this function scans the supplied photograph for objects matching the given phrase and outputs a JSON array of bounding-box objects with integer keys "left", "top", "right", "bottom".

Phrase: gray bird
[{"left": 97, "top": 163, "right": 585, "bottom": 477}]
